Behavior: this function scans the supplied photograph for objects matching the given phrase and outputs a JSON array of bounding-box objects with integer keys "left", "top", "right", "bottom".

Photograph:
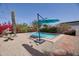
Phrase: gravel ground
[
  {"left": 0, "top": 33, "right": 32, "bottom": 56},
  {"left": 0, "top": 33, "right": 79, "bottom": 56}
]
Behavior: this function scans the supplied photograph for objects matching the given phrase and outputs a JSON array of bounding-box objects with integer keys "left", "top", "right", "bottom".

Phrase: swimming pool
[{"left": 30, "top": 32, "right": 58, "bottom": 39}]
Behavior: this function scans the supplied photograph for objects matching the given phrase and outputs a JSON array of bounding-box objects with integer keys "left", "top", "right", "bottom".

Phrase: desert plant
[
  {"left": 16, "top": 23, "right": 29, "bottom": 33},
  {"left": 32, "top": 20, "right": 42, "bottom": 31},
  {"left": 57, "top": 24, "right": 71, "bottom": 33},
  {"left": 40, "top": 26, "right": 57, "bottom": 33}
]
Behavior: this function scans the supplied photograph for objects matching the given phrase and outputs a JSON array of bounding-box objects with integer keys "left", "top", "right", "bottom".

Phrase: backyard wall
[
  {"left": 76, "top": 29, "right": 79, "bottom": 36},
  {"left": 71, "top": 25, "right": 79, "bottom": 36}
]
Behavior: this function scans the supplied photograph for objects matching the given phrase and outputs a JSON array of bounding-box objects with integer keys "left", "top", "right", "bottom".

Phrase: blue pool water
[{"left": 31, "top": 32, "right": 58, "bottom": 39}]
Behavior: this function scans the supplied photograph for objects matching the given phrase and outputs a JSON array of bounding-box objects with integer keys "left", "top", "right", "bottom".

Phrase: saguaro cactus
[{"left": 11, "top": 11, "right": 16, "bottom": 36}]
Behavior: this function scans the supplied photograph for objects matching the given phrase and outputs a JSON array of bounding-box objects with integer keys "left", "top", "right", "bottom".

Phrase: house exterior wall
[
  {"left": 61, "top": 21, "right": 79, "bottom": 36},
  {"left": 71, "top": 25, "right": 79, "bottom": 30}
]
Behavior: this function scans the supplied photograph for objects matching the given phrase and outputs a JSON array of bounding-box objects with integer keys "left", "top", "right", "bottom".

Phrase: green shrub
[
  {"left": 40, "top": 26, "right": 57, "bottom": 33},
  {"left": 16, "top": 23, "right": 29, "bottom": 33}
]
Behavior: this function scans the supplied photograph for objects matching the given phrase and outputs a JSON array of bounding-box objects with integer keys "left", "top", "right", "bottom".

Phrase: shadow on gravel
[{"left": 22, "top": 44, "right": 46, "bottom": 56}]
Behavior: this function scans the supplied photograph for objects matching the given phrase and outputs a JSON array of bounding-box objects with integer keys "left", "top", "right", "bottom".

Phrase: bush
[
  {"left": 26, "top": 27, "right": 37, "bottom": 32},
  {"left": 57, "top": 24, "right": 71, "bottom": 33},
  {"left": 16, "top": 23, "right": 29, "bottom": 33},
  {"left": 0, "top": 23, "right": 12, "bottom": 34},
  {"left": 63, "top": 30, "right": 76, "bottom": 36},
  {"left": 40, "top": 26, "right": 57, "bottom": 33}
]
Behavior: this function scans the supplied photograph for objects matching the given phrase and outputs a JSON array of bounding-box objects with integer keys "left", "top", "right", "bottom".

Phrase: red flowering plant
[{"left": 0, "top": 22, "right": 12, "bottom": 34}]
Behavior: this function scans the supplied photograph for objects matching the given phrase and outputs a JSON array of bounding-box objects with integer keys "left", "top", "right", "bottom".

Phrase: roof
[{"left": 61, "top": 21, "right": 79, "bottom": 25}]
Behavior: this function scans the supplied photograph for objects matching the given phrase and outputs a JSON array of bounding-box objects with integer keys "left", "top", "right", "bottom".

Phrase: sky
[{"left": 0, "top": 3, "right": 79, "bottom": 25}]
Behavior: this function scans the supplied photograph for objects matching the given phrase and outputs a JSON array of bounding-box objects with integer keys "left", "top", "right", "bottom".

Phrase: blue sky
[{"left": 0, "top": 3, "right": 79, "bottom": 25}]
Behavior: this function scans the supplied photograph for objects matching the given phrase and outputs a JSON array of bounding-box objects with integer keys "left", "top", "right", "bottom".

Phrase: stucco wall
[
  {"left": 71, "top": 25, "right": 79, "bottom": 36},
  {"left": 71, "top": 25, "right": 79, "bottom": 29}
]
